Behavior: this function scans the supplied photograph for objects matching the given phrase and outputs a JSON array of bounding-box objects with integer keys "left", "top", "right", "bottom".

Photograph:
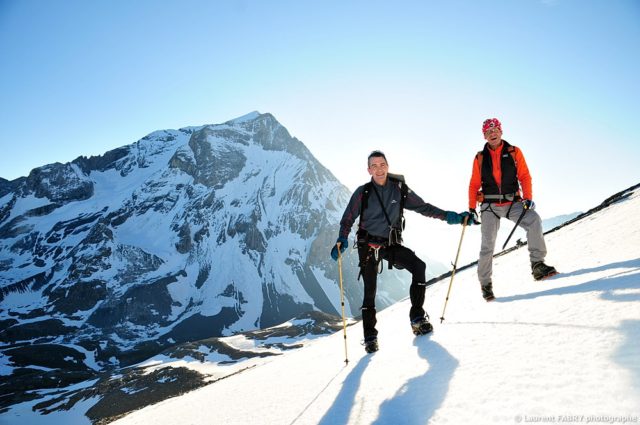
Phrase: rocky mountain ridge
[{"left": 0, "top": 112, "right": 409, "bottom": 417}]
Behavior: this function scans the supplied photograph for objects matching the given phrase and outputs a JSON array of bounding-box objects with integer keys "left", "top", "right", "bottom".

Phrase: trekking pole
[
  {"left": 501, "top": 207, "right": 528, "bottom": 250},
  {"left": 440, "top": 216, "right": 468, "bottom": 324},
  {"left": 336, "top": 243, "right": 349, "bottom": 365}
]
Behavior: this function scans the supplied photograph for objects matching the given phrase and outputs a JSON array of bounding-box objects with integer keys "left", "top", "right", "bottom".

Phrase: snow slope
[{"left": 107, "top": 186, "right": 640, "bottom": 425}]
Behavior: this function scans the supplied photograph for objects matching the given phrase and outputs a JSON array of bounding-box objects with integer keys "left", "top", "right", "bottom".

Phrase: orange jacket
[{"left": 468, "top": 142, "right": 532, "bottom": 210}]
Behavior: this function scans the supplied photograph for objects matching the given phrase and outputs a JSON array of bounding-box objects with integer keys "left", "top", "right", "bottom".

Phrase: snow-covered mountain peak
[
  {"left": 0, "top": 112, "right": 416, "bottom": 422},
  {"left": 226, "top": 110, "right": 262, "bottom": 124}
]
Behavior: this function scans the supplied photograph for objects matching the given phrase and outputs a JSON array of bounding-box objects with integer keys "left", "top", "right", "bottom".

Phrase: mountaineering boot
[
  {"left": 411, "top": 316, "right": 433, "bottom": 336},
  {"left": 481, "top": 282, "right": 495, "bottom": 302},
  {"left": 363, "top": 337, "right": 379, "bottom": 354},
  {"left": 531, "top": 261, "right": 558, "bottom": 281}
]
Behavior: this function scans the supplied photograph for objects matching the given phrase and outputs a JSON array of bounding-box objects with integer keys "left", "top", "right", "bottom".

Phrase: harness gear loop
[{"left": 356, "top": 242, "right": 385, "bottom": 280}]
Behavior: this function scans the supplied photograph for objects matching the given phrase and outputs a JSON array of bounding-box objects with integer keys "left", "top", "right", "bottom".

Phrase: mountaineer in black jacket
[{"left": 331, "top": 150, "right": 474, "bottom": 353}]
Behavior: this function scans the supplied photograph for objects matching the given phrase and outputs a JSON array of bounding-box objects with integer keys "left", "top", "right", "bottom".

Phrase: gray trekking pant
[{"left": 478, "top": 201, "right": 547, "bottom": 285}]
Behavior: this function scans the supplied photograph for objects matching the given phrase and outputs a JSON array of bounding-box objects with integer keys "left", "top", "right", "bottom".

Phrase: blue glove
[
  {"left": 522, "top": 199, "right": 535, "bottom": 210},
  {"left": 330, "top": 237, "right": 349, "bottom": 261},
  {"left": 445, "top": 211, "right": 466, "bottom": 225},
  {"left": 468, "top": 208, "right": 481, "bottom": 225}
]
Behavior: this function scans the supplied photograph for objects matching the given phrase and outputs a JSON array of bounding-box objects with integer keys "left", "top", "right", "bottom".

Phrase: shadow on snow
[
  {"left": 495, "top": 258, "right": 640, "bottom": 303},
  {"left": 613, "top": 319, "right": 640, "bottom": 398},
  {"left": 317, "top": 355, "right": 372, "bottom": 425},
  {"left": 371, "top": 338, "right": 458, "bottom": 425}
]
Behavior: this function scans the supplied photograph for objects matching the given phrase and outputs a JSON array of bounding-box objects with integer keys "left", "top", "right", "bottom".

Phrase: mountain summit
[{"left": 0, "top": 113, "right": 408, "bottom": 379}]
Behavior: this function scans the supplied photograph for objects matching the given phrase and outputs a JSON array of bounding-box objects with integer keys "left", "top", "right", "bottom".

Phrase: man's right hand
[
  {"left": 468, "top": 208, "right": 481, "bottom": 225},
  {"left": 330, "top": 237, "right": 349, "bottom": 261}
]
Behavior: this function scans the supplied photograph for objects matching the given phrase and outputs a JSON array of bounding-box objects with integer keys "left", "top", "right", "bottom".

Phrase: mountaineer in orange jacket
[{"left": 468, "top": 118, "right": 557, "bottom": 301}]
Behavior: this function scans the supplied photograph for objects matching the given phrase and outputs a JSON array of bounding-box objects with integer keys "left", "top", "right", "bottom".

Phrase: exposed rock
[
  {"left": 0, "top": 319, "right": 77, "bottom": 343},
  {"left": 169, "top": 127, "right": 247, "bottom": 188},
  {"left": 160, "top": 307, "right": 241, "bottom": 345},
  {"left": 87, "top": 272, "right": 183, "bottom": 329},
  {"left": 260, "top": 281, "right": 313, "bottom": 328},
  {"left": 0, "top": 177, "right": 16, "bottom": 198},
  {"left": 82, "top": 367, "right": 207, "bottom": 425},
  {"left": 47, "top": 279, "right": 108, "bottom": 314},
  {"left": 4, "top": 343, "right": 89, "bottom": 370},
  {"left": 175, "top": 221, "right": 191, "bottom": 254},
  {"left": 24, "top": 163, "right": 94, "bottom": 202},
  {"left": 72, "top": 146, "right": 131, "bottom": 174}
]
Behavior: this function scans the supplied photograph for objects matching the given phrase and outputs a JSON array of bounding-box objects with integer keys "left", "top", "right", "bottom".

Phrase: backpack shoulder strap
[
  {"left": 506, "top": 145, "right": 517, "bottom": 166},
  {"left": 476, "top": 151, "right": 483, "bottom": 171},
  {"left": 358, "top": 182, "right": 372, "bottom": 226},
  {"left": 387, "top": 175, "right": 408, "bottom": 197},
  {"left": 398, "top": 179, "right": 409, "bottom": 212},
  {"left": 388, "top": 176, "right": 409, "bottom": 227}
]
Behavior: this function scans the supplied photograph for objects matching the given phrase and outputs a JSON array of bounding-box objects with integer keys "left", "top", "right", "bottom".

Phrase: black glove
[
  {"left": 468, "top": 208, "right": 481, "bottom": 225},
  {"left": 522, "top": 199, "right": 535, "bottom": 210}
]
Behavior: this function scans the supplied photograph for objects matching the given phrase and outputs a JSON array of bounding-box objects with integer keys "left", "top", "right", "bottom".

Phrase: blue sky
[{"left": 1, "top": 0, "right": 639, "bottom": 222}]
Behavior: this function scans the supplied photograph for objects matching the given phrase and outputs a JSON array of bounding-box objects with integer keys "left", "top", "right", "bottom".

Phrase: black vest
[{"left": 480, "top": 140, "right": 519, "bottom": 195}]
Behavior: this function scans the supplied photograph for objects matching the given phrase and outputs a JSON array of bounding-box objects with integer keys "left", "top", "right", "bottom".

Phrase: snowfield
[{"left": 108, "top": 187, "right": 640, "bottom": 425}]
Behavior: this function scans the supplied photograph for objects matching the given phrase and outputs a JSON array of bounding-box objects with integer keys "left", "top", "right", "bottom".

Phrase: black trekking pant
[{"left": 358, "top": 243, "right": 427, "bottom": 339}]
